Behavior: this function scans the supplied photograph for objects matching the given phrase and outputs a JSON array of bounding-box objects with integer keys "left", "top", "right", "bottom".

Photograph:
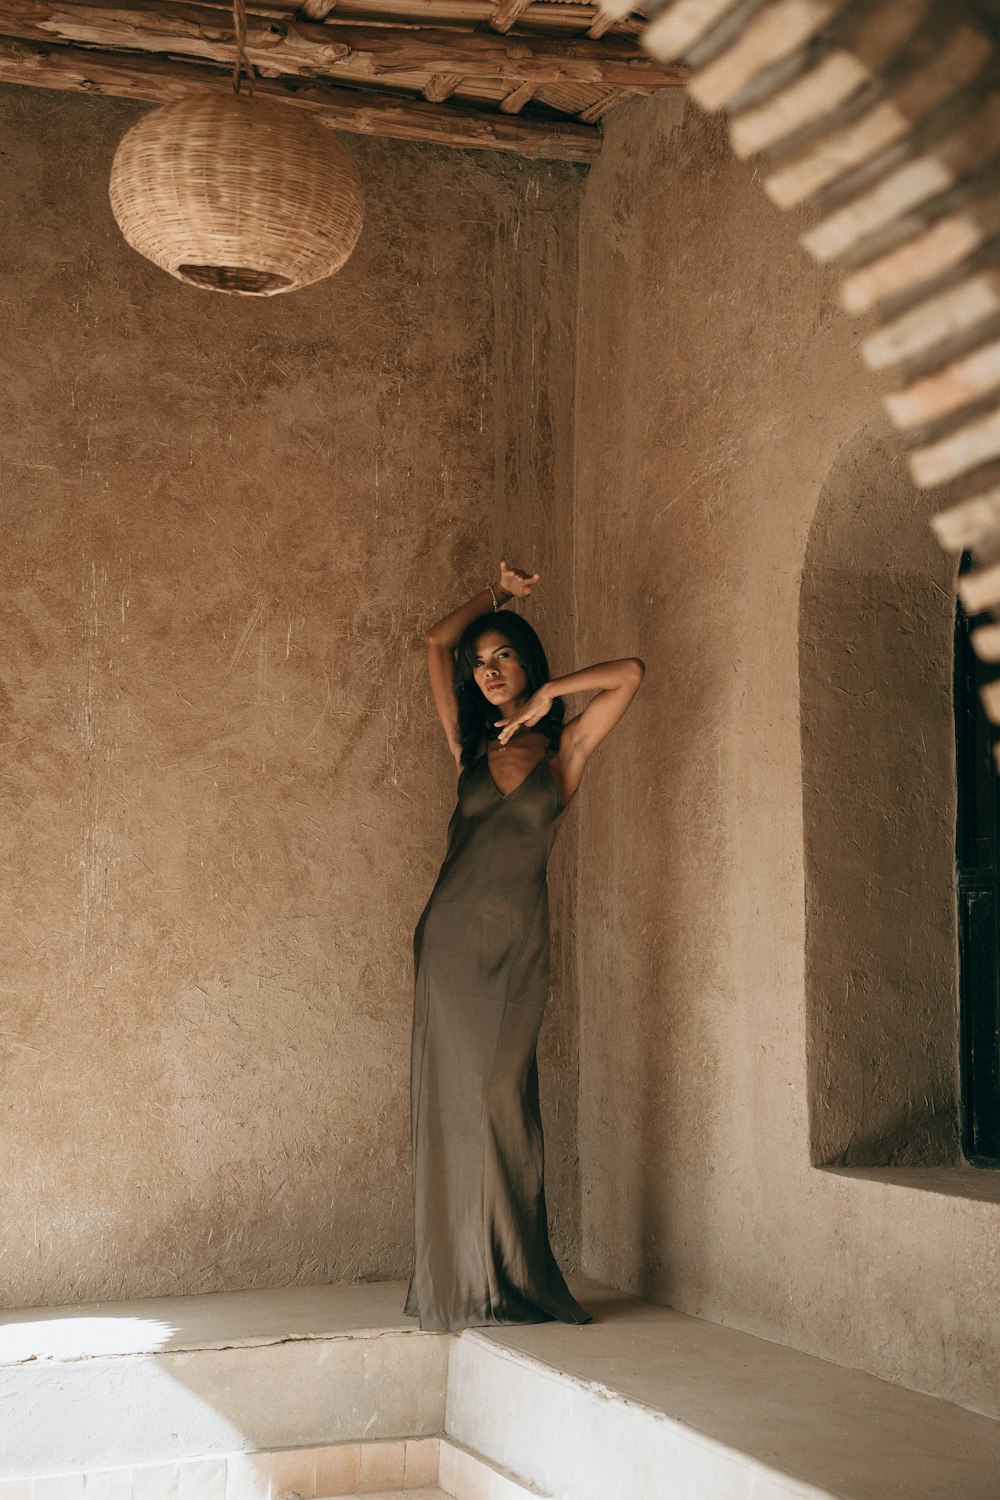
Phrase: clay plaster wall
[
  {"left": 801, "top": 428, "right": 960, "bottom": 1169},
  {"left": 574, "top": 92, "right": 1000, "bottom": 1416},
  {"left": 7, "top": 71, "right": 999, "bottom": 1422},
  {"left": 0, "top": 87, "right": 581, "bottom": 1306}
]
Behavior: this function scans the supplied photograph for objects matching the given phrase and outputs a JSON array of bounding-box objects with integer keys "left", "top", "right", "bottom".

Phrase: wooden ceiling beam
[
  {"left": 326, "top": 18, "right": 685, "bottom": 88},
  {"left": 0, "top": 34, "right": 602, "bottom": 159},
  {"left": 498, "top": 78, "right": 535, "bottom": 111},
  {"left": 490, "top": 0, "right": 532, "bottom": 34},
  {"left": 421, "top": 70, "right": 463, "bottom": 101},
  {"left": 586, "top": 0, "right": 632, "bottom": 41},
  {"left": 0, "top": 0, "right": 349, "bottom": 75},
  {"left": 0, "top": 0, "right": 684, "bottom": 86},
  {"left": 298, "top": 0, "right": 636, "bottom": 31}
]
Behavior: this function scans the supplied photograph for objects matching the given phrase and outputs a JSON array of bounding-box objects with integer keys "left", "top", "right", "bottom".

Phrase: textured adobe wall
[
  {"left": 574, "top": 92, "right": 1000, "bottom": 1416},
  {"left": 801, "top": 425, "right": 960, "bottom": 1168},
  {"left": 0, "top": 86, "right": 580, "bottom": 1305},
  {"left": 8, "top": 68, "right": 995, "bottom": 1420}
]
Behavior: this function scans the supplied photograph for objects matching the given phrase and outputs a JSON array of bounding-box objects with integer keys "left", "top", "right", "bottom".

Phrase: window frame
[{"left": 955, "top": 555, "right": 1000, "bottom": 1167}]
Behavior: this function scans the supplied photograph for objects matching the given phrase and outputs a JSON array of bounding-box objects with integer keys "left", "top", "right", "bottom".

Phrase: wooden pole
[
  {"left": 0, "top": 0, "right": 687, "bottom": 84},
  {"left": 250, "top": 0, "right": 637, "bottom": 36},
  {"left": 490, "top": 0, "right": 533, "bottom": 34},
  {"left": 0, "top": 34, "right": 603, "bottom": 160}
]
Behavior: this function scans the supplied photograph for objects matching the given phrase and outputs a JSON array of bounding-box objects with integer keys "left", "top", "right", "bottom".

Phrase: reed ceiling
[{"left": 0, "top": 0, "right": 687, "bottom": 160}]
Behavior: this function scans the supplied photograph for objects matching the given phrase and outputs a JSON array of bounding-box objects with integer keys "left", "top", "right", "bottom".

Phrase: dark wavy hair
[{"left": 454, "top": 613, "right": 564, "bottom": 770}]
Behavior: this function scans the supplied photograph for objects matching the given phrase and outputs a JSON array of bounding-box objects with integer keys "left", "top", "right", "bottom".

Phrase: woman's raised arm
[
  {"left": 495, "top": 656, "right": 644, "bottom": 799},
  {"left": 425, "top": 561, "right": 539, "bottom": 765}
]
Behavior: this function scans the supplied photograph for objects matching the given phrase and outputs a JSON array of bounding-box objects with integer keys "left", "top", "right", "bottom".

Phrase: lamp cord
[{"left": 232, "top": 0, "right": 255, "bottom": 95}]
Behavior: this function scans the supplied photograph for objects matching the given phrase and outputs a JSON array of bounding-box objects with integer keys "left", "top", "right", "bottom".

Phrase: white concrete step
[
  {"left": 450, "top": 1283, "right": 1000, "bottom": 1500},
  {"left": 2, "top": 1280, "right": 998, "bottom": 1499},
  {"left": 0, "top": 1284, "right": 447, "bottom": 1477}
]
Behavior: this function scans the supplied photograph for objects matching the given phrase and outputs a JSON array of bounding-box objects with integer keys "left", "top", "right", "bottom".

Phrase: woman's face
[{"left": 472, "top": 631, "right": 528, "bottom": 710}]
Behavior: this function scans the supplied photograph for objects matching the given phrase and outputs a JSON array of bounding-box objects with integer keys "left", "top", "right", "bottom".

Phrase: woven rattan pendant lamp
[{"left": 109, "top": 0, "right": 363, "bottom": 296}]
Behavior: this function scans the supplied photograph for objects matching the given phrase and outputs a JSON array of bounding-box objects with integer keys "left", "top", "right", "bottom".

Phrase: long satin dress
[{"left": 405, "top": 742, "right": 590, "bottom": 1333}]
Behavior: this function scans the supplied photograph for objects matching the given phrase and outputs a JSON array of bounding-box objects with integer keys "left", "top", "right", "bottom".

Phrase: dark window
[{"left": 955, "top": 553, "right": 1000, "bottom": 1166}]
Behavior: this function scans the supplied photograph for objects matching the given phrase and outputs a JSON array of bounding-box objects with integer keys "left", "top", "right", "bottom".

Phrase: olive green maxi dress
[{"left": 405, "top": 745, "right": 590, "bottom": 1333}]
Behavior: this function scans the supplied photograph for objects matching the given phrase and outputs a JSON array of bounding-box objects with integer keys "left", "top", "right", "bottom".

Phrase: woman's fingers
[
  {"left": 496, "top": 714, "right": 542, "bottom": 744},
  {"left": 499, "top": 562, "right": 541, "bottom": 593}
]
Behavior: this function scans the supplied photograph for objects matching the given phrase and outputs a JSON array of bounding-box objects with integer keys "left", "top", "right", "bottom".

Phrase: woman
[{"left": 405, "top": 561, "right": 644, "bottom": 1332}]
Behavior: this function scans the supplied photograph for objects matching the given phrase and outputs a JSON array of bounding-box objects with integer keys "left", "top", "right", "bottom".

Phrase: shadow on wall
[{"left": 799, "top": 420, "right": 961, "bottom": 1168}]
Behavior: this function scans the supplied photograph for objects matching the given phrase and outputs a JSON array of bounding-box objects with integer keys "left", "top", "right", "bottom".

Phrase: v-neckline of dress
[{"left": 484, "top": 752, "right": 547, "bottom": 802}]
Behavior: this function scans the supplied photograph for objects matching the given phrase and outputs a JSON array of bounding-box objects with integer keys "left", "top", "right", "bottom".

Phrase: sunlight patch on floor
[{"left": 0, "top": 1314, "right": 177, "bottom": 1363}]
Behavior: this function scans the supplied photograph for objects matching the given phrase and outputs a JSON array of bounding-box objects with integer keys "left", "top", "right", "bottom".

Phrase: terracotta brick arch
[{"left": 637, "top": 0, "right": 1000, "bottom": 748}]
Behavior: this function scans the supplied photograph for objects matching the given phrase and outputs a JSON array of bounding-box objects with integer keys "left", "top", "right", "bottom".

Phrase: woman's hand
[
  {"left": 499, "top": 560, "right": 540, "bottom": 599},
  {"left": 495, "top": 684, "right": 554, "bottom": 745}
]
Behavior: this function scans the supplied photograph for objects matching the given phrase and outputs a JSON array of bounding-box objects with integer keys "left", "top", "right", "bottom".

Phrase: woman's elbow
[{"left": 627, "top": 656, "right": 645, "bottom": 685}]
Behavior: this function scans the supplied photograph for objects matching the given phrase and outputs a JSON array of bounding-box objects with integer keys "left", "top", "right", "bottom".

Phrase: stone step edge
[
  {"left": 461, "top": 1327, "right": 689, "bottom": 1424},
  {"left": 449, "top": 1335, "right": 842, "bottom": 1500},
  {"left": 0, "top": 1324, "right": 440, "bottom": 1370}
]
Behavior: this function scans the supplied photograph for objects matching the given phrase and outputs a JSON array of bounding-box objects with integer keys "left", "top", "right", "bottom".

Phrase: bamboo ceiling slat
[
  {"left": 576, "top": 84, "right": 624, "bottom": 118},
  {"left": 535, "top": 78, "right": 602, "bottom": 110}
]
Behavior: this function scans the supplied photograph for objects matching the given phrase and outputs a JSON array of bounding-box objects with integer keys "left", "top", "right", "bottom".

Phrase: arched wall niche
[{"left": 800, "top": 420, "right": 962, "bottom": 1167}]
